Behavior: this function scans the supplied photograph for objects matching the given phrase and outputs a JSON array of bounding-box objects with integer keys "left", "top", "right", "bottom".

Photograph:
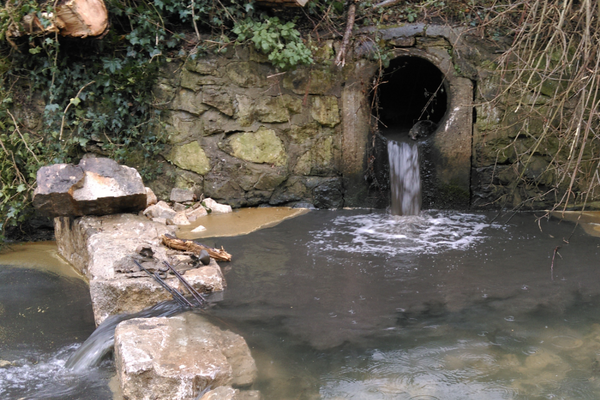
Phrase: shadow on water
[{"left": 204, "top": 209, "right": 600, "bottom": 399}]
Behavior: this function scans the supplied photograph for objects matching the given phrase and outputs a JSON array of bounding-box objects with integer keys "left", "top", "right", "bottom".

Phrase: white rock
[
  {"left": 171, "top": 210, "right": 191, "bottom": 225},
  {"left": 191, "top": 225, "right": 207, "bottom": 233},
  {"left": 200, "top": 386, "right": 236, "bottom": 400},
  {"left": 202, "top": 198, "right": 232, "bottom": 214}
]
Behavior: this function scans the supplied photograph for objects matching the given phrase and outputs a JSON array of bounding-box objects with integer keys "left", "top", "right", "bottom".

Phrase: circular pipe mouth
[{"left": 376, "top": 56, "right": 448, "bottom": 133}]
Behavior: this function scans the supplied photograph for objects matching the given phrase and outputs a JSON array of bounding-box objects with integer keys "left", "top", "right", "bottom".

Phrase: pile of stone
[
  {"left": 32, "top": 158, "right": 260, "bottom": 400},
  {"left": 143, "top": 187, "right": 232, "bottom": 230}
]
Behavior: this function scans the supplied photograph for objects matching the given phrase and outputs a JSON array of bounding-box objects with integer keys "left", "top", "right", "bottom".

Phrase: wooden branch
[
  {"left": 161, "top": 234, "right": 232, "bottom": 262},
  {"left": 334, "top": 0, "right": 357, "bottom": 68},
  {"left": 373, "top": 0, "right": 400, "bottom": 8}
]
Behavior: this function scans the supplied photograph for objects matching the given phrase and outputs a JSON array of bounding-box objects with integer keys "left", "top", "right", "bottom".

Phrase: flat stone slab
[
  {"left": 55, "top": 213, "right": 226, "bottom": 324},
  {"left": 115, "top": 313, "right": 257, "bottom": 400},
  {"left": 33, "top": 158, "right": 147, "bottom": 217}
]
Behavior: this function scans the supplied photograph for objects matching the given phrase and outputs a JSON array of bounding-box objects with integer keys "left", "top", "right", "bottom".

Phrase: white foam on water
[
  {"left": 309, "top": 211, "right": 503, "bottom": 256},
  {"left": 0, "top": 344, "right": 92, "bottom": 398}
]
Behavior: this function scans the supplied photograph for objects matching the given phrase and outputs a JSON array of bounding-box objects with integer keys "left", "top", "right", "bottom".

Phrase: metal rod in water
[
  {"left": 133, "top": 260, "right": 193, "bottom": 308},
  {"left": 163, "top": 261, "right": 206, "bottom": 306}
]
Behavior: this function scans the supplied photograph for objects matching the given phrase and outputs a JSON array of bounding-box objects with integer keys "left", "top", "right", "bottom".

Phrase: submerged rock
[
  {"left": 200, "top": 386, "right": 262, "bottom": 400},
  {"left": 33, "top": 158, "right": 147, "bottom": 217},
  {"left": 202, "top": 198, "right": 233, "bottom": 214},
  {"left": 115, "top": 313, "right": 257, "bottom": 400}
]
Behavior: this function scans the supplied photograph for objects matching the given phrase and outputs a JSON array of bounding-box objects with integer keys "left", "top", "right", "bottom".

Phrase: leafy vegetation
[
  {"left": 0, "top": 0, "right": 317, "bottom": 242},
  {"left": 0, "top": 0, "right": 597, "bottom": 242},
  {"left": 233, "top": 17, "right": 313, "bottom": 69}
]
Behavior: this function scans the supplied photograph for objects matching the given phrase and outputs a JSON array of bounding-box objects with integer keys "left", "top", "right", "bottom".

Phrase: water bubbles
[{"left": 309, "top": 211, "right": 501, "bottom": 257}]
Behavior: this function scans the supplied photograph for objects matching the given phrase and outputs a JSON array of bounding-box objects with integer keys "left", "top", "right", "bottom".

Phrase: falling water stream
[
  {"left": 387, "top": 137, "right": 421, "bottom": 216},
  {"left": 2, "top": 211, "right": 600, "bottom": 399}
]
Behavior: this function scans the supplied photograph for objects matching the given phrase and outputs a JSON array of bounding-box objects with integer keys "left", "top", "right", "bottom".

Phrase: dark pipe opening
[{"left": 377, "top": 56, "right": 448, "bottom": 130}]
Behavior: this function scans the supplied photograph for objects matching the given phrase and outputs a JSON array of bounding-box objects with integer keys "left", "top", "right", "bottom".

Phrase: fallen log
[{"left": 161, "top": 234, "right": 232, "bottom": 262}]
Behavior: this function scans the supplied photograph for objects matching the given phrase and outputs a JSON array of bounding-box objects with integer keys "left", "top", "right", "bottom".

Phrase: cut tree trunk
[
  {"left": 161, "top": 234, "right": 232, "bottom": 262},
  {"left": 10, "top": 0, "right": 108, "bottom": 38},
  {"left": 55, "top": 0, "right": 109, "bottom": 38}
]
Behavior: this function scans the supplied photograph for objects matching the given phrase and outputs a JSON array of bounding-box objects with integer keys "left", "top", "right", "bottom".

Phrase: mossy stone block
[
  {"left": 169, "top": 141, "right": 211, "bottom": 175},
  {"left": 310, "top": 96, "right": 340, "bottom": 127},
  {"left": 229, "top": 127, "right": 287, "bottom": 166}
]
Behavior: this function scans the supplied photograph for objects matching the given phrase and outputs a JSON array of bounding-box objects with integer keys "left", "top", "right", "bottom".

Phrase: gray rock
[
  {"left": 199, "top": 250, "right": 210, "bottom": 265},
  {"left": 115, "top": 313, "right": 257, "bottom": 400},
  {"left": 33, "top": 158, "right": 147, "bottom": 217},
  {"left": 170, "top": 187, "right": 195, "bottom": 203},
  {"left": 172, "top": 202, "right": 187, "bottom": 212},
  {"left": 54, "top": 213, "right": 225, "bottom": 324},
  {"left": 408, "top": 120, "right": 438, "bottom": 140}
]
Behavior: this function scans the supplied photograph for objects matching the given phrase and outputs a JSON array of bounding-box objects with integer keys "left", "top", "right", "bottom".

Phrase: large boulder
[
  {"left": 115, "top": 313, "right": 258, "bottom": 400},
  {"left": 54, "top": 213, "right": 226, "bottom": 324},
  {"left": 33, "top": 158, "right": 147, "bottom": 217}
]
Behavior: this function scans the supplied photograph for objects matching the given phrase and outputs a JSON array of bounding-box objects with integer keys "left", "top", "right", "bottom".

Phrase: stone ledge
[{"left": 55, "top": 213, "right": 227, "bottom": 325}]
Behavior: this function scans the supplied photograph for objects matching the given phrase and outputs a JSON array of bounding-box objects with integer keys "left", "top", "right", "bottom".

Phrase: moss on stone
[
  {"left": 310, "top": 96, "right": 340, "bottom": 127},
  {"left": 228, "top": 127, "right": 287, "bottom": 166},
  {"left": 168, "top": 141, "right": 211, "bottom": 175}
]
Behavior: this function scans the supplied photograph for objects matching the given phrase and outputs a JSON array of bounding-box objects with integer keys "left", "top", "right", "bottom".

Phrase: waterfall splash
[
  {"left": 387, "top": 139, "right": 421, "bottom": 215},
  {"left": 65, "top": 300, "right": 184, "bottom": 372}
]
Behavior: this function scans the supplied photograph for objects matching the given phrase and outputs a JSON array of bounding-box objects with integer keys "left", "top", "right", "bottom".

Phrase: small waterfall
[
  {"left": 65, "top": 301, "right": 184, "bottom": 372},
  {"left": 387, "top": 139, "right": 421, "bottom": 216}
]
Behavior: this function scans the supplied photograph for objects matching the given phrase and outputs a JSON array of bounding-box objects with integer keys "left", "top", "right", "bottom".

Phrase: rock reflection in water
[{"left": 208, "top": 209, "right": 600, "bottom": 399}]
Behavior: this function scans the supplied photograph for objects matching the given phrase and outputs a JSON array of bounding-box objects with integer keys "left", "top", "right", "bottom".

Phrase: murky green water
[
  {"left": 206, "top": 210, "right": 600, "bottom": 399},
  {"left": 2, "top": 210, "right": 600, "bottom": 399}
]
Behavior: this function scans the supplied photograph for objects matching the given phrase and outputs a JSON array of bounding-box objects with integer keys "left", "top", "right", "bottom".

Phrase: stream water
[
  {"left": 1, "top": 211, "right": 600, "bottom": 399},
  {"left": 0, "top": 252, "right": 114, "bottom": 399}
]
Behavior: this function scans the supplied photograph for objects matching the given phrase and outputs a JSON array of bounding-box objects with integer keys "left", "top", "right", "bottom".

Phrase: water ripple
[{"left": 309, "top": 211, "right": 502, "bottom": 256}]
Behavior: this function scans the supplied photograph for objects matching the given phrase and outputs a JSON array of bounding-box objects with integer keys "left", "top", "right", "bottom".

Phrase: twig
[
  {"left": 550, "top": 246, "right": 561, "bottom": 281},
  {"left": 59, "top": 80, "right": 95, "bottom": 142},
  {"left": 6, "top": 110, "right": 39, "bottom": 164},
  {"left": 373, "top": 0, "right": 400, "bottom": 8}
]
